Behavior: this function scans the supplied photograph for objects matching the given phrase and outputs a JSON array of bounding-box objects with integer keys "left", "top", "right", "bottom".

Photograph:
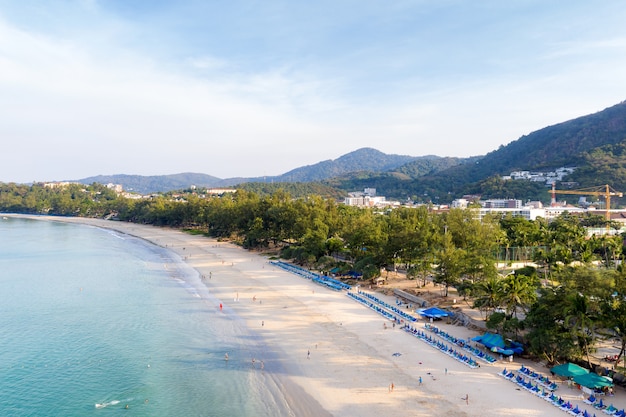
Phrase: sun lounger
[
  {"left": 546, "top": 393, "right": 558, "bottom": 403},
  {"left": 569, "top": 405, "right": 582, "bottom": 416}
]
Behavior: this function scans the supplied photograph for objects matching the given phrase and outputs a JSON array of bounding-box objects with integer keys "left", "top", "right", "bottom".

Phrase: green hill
[
  {"left": 75, "top": 100, "right": 626, "bottom": 202},
  {"left": 321, "top": 100, "right": 626, "bottom": 203},
  {"left": 387, "top": 100, "right": 626, "bottom": 202},
  {"left": 78, "top": 173, "right": 223, "bottom": 194},
  {"left": 258, "top": 147, "right": 419, "bottom": 182}
]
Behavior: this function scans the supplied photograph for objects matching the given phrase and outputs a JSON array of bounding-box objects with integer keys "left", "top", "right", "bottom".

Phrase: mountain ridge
[
  {"left": 76, "top": 99, "right": 626, "bottom": 200},
  {"left": 78, "top": 147, "right": 469, "bottom": 194}
]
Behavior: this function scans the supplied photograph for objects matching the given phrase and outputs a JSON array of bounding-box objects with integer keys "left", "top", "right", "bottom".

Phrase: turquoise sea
[{"left": 0, "top": 217, "right": 286, "bottom": 417}]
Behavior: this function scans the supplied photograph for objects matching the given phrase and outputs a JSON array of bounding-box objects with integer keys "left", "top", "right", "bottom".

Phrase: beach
[{"left": 12, "top": 214, "right": 626, "bottom": 417}]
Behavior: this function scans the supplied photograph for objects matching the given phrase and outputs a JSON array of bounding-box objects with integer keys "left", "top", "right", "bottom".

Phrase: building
[
  {"left": 105, "top": 183, "right": 124, "bottom": 193},
  {"left": 344, "top": 195, "right": 387, "bottom": 207},
  {"left": 482, "top": 199, "right": 522, "bottom": 209},
  {"left": 344, "top": 188, "right": 401, "bottom": 208},
  {"left": 451, "top": 199, "right": 469, "bottom": 209},
  {"left": 477, "top": 207, "right": 546, "bottom": 221},
  {"left": 503, "top": 167, "right": 576, "bottom": 185}
]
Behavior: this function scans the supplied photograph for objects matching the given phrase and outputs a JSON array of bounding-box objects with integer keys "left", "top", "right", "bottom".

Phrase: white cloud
[
  {"left": 186, "top": 55, "right": 229, "bottom": 71},
  {"left": 2, "top": 2, "right": 626, "bottom": 183},
  {"left": 0, "top": 16, "right": 343, "bottom": 180}
]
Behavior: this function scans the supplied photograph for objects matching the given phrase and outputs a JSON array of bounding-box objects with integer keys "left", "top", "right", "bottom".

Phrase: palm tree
[
  {"left": 565, "top": 293, "right": 597, "bottom": 368},
  {"left": 472, "top": 275, "right": 504, "bottom": 319},
  {"left": 500, "top": 273, "right": 537, "bottom": 318}
]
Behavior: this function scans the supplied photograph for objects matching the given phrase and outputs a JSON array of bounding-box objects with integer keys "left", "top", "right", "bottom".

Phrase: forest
[{"left": 2, "top": 181, "right": 626, "bottom": 370}]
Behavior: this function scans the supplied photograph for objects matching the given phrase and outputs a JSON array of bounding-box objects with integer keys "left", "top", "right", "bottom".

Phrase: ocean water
[{"left": 0, "top": 217, "right": 285, "bottom": 417}]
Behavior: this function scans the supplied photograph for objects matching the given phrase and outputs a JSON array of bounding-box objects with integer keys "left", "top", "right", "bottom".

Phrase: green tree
[
  {"left": 500, "top": 273, "right": 538, "bottom": 318},
  {"left": 433, "top": 233, "right": 466, "bottom": 296},
  {"left": 602, "top": 270, "right": 626, "bottom": 367},
  {"left": 565, "top": 292, "right": 598, "bottom": 368},
  {"left": 525, "top": 286, "right": 578, "bottom": 364},
  {"left": 472, "top": 275, "right": 504, "bottom": 318}
]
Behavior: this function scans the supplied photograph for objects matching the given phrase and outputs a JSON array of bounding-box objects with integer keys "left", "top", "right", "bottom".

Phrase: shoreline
[{"left": 9, "top": 214, "right": 626, "bottom": 417}]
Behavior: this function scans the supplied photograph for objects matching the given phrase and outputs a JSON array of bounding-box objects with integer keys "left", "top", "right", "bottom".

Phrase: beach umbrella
[
  {"left": 573, "top": 373, "right": 613, "bottom": 389},
  {"left": 550, "top": 363, "right": 589, "bottom": 378},
  {"left": 473, "top": 332, "right": 505, "bottom": 349},
  {"left": 417, "top": 307, "right": 449, "bottom": 319}
]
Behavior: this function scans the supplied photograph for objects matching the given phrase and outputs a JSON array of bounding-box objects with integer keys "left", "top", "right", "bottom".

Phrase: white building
[
  {"left": 482, "top": 199, "right": 522, "bottom": 209},
  {"left": 344, "top": 195, "right": 387, "bottom": 207},
  {"left": 451, "top": 198, "right": 469, "bottom": 209},
  {"left": 504, "top": 167, "right": 576, "bottom": 186},
  {"left": 478, "top": 207, "right": 546, "bottom": 221}
]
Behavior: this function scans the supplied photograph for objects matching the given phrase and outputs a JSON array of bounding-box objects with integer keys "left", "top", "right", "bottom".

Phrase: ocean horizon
[{"left": 0, "top": 217, "right": 288, "bottom": 416}]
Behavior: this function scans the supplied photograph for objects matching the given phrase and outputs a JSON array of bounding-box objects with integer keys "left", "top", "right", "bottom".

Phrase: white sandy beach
[{"left": 12, "top": 214, "right": 626, "bottom": 417}]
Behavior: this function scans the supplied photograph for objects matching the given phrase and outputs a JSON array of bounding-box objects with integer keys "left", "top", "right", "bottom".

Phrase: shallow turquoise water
[{"left": 0, "top": 218, "right": 283, "bottom": 417}]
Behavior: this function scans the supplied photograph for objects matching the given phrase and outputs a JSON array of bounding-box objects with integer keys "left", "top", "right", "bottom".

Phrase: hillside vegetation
[
  {"left": 73, "top": 100, "right": 626, "bottom": 204},
  {"left": 371, "top": 100, "right": 626, "bottom": 202}
]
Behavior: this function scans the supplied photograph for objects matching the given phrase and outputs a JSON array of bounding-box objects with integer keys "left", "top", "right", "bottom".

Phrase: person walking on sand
[
  {"left": 464, "top": 394, "right": 469, "bottom": 405},
  {"left": 307, "top": 350, "right": 310, "bottom": 359},
  {"left": 419, "top": 376, "right": 422, "bottom": 385}
]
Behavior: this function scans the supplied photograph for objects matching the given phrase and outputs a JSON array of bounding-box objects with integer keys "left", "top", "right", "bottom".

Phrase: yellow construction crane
[{"left": 550, "top": 183, "right": 623, "bottom": 222}]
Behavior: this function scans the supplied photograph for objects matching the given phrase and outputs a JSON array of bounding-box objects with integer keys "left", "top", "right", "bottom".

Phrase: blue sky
[{"left": 1, "top": 1, "right": 626, "bottom": 182}]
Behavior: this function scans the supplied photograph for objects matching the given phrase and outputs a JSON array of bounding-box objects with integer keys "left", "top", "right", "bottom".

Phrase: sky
[{"left": 1, "top": 1, "right": 626, "bottom": 183}]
